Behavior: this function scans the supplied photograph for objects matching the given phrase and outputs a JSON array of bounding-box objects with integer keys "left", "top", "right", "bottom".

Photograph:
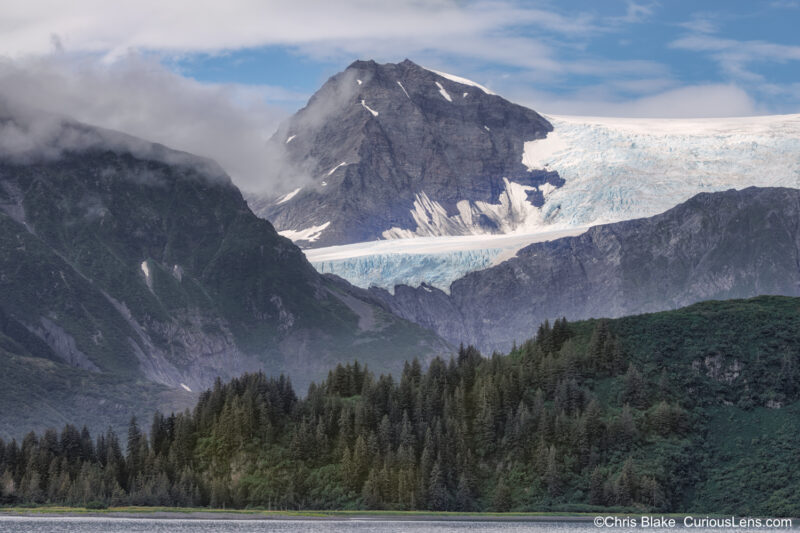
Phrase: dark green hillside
[
  {"left": 607, "top": 296, "right": 800, "bottom": 410},
  {"left": 1, "top": 296, "right": 797, "bottom": 514},
  {"left": 695, "top": 403, "right": 800, "bottom": 517}
]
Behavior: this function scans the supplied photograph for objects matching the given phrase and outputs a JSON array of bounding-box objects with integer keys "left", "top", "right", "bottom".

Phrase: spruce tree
[{"left": 492, "top": 478, "right": 512, "bottom": 512}]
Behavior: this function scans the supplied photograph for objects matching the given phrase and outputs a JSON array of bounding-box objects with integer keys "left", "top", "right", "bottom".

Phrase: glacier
[
  {"left": 313, "top": 249, "right": 501, "bottom": 294},
  {"left": 530, "top": 114, "right": 800, "bottom": 228},
  {"left": 383, "top": 113, "right": 800, "bottom": 239},
  {"left": 306, "top": 228, "right": 588, "bottom": 292},
  {"left": 304, "top": 113, "right": 800, "bottom": 291}
]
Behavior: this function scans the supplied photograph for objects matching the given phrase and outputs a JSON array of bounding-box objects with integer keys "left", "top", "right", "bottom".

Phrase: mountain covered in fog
[{"left": 0, "top": 107, "right": 449, "bottom": 437}]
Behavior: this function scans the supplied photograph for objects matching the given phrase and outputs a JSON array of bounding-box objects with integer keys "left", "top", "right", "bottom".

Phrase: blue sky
[
  {"left": 1, "top": 1, "right": 798, "bottom": 189},
  {"left": 161, "top": 0, "right": 800, "bottom": 116}
]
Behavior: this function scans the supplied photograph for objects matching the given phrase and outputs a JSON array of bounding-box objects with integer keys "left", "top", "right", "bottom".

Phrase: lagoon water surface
[{"left": 0, "top": 517, "right": 796, "bottom": 533}]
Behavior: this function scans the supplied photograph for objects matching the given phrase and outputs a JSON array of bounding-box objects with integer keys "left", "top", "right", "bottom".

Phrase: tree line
[{"left": 0, "top": 317, "right": 706, "bottom": 511}]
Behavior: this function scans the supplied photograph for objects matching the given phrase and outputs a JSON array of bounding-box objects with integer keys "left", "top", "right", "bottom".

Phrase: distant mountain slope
[
  {"left": 0, "top": 108, "right": 450, "bottom": 436},
  {"left": 250, "top": 59, "right": 558, "bottom": 247},
  {"left": 0, "top": 306, "right": 194, "bottom": 439},
  {"left": 373, "top": 187, "right": 800, "bottom": 352}
]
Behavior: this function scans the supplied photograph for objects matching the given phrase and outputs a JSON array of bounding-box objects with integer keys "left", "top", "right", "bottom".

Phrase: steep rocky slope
[
  {"left": 372, "top": 187, "right": 800, "bottom": 352},
  {"left": 0, "top": 109, "right": 450, "bottom": 435},
  {"left": 251, "top": 59, "right": 558, "bottom": 247}
]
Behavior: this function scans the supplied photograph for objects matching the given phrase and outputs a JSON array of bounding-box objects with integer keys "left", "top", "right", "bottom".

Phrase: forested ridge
[{"left": 1, "top": 296, "right": 799, "bottom": 515}]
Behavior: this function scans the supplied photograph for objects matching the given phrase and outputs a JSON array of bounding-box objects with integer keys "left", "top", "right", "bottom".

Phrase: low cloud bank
[{"left": 0, "top": 53, "right": 305, "bottom": 194}]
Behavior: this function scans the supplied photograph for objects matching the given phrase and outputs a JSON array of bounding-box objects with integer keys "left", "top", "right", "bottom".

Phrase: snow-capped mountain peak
[{"left": 250, "top": 58, "right": 555, "bottom": 248}]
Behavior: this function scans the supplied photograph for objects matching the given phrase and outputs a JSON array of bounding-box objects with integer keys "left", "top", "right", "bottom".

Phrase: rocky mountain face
[
  {"left": 250, "top": 59, "right": 559, "bottom": 247},
  {"left": 372, "top": 187, "right": 800, "bottom": 353},
  {"left": 0, "top": 111, "right": 450, "bottom": 436}
]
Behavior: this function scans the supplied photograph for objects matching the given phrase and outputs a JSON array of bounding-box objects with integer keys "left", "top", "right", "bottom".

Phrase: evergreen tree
[
  {"left": 492, "top": 478, "right": 512, "bottom": 512},
  {"left": 428, "top": 459, "right": 448, "bottom": 511}
]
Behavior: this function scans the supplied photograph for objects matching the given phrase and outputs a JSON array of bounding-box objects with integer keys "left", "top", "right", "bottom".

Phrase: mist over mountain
[{"left": 0, "top": 108, "right": 450, "bottom": 437}]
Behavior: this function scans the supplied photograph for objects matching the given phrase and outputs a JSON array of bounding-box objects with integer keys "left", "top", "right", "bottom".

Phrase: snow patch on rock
[
  {"left": 279, "top": 221, "right": 331, "bottom": 244},
  {"left": 140, "top": 260, "right": 152, "bottom": 289},
  {"left": 277, "top": 187, "right": 301, "bottom": 204},
  {"left": 397, "top": 81, "right": 410, "bottom": 99},
  {"left": 435, "top": 81, "right": 452, "bottom": 102},
  {"left": 426, "top": 68, "right": 495, "bottom": 95},
  {"left": 327, "top": 162, "right": 347, "bottom": 176},
  {"left": 361, "top": 99, "right": 379, "bottom": 117},
  {"left": 383, "top": 179, "right": 561, "bottom": 239}
]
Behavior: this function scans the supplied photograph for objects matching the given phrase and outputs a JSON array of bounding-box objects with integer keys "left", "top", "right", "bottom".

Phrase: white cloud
[
  {"left": 670, "top": 34, "right": 800, "bottom": 83},
  {"left": 670, "top": 35, "right": 800, "bottom": 61},
  {"left": 0, "top": 53, "right": 297, "bottom": 193},
  {"left": 665, "top": 28, "right": 800, "bottom": 112},
  {"left": 515, "top": 84, "right": 760, "bottom": 118},
  {"left": 611, "top": 1, "right": 657, "bottom": 24},
  {"left": 0, "top": 0, "right": 650, "bottom": 79},
  {"left": 677, "top": 17, "right": 717, "bottom": 34},
  {"left": 0, "top": 2, "right": 567, "bottom": 56},
  {"left": 608, "top": 77, "right": 677, "bottom": 95},
  {"left": 770, "top": 0, "right": 799, "bottom": 8}
]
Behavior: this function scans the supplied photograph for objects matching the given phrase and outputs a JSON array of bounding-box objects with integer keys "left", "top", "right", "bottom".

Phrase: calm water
[{"left": 0, "top": 517, "right": 796, "bottom": 533}]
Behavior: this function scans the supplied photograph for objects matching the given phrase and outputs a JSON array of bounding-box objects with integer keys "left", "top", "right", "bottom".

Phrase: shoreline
[{"left": 0, "top": 507, "right": 600, "bottom": 522}]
